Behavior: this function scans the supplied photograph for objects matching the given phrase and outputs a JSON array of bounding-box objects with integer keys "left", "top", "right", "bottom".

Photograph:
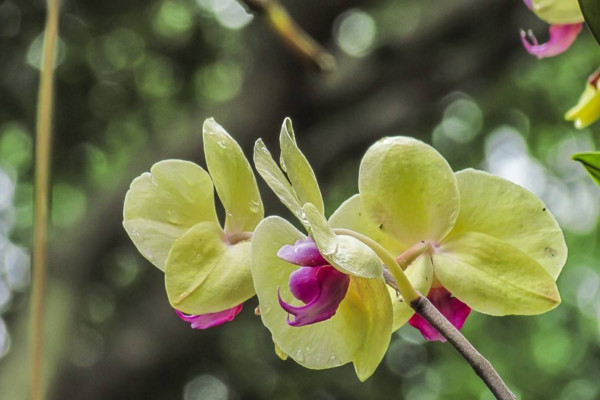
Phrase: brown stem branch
[
  {"left": 410, "top": 296, "right": 517, "bottom": 400},
  {"left": 238, "top": 0, "right": 336, "bottom": 72},
  {"left": 31, "top": 0, "right": 60, "bottom": 399}
]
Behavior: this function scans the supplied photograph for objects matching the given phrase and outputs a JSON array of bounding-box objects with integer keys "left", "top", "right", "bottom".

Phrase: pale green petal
[
  {"left": 388, "top": 254, "right": 433, "bottom": 331},
  {"left": 253, "top": 139, "right": 303, "bottom": 221},
  {"left": 203, "top": 118, "right": 263, "bottom": 233},
  {"left": 434, "top": 232, "right": 560, "bottom": 316},
  {"left": 123, "top": 160, "right": 218, "bottom": 270},
  {"left": 279, "top": 118, "right": 324, "bottom": 214},
  {"left": 329, "top": 194, "right": 406, "bottom": 256},
  {"left": 165, "top": 221, "right": 254, "bottom": 314},
  {"left": 349, "top": 276, "right": 393, "bottom": 381},
  {"left": 449, "top": 169, "right": 566, "bottom": 280},
  {"left": 303, "top": 203, "right": 382, "bottom": 278},
  {"left": 530, "top": 0, "right": 583, "bottom": 25},
  {"left": 251, "top": 216, "right": 392, "bottom": 380},
  {"left": 359, "top": 137, "right": 460, "bottom": 246}
]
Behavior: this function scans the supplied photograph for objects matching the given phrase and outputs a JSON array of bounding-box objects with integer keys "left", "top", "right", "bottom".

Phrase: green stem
[
  {"left": 31, "top": 0, "right": 60, "bottom": 399},
  {"left": 332, "top": 228, "right": 430, "bottom": 303}
]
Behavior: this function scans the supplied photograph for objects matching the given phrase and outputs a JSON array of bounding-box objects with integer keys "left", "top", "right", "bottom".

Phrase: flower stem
[
  {"left": 31, "top": 0, "right": 60, "bottom": 399},
  {"left": 237, "top": 0, "right": 336, "bottom": 72},
  {"left": 411, "top": 296, "right": 517, "bottom": 400},
  {"left": 332, "top": 228, "right": 428, "bottom": 303},
  {"left": 332, "top": 228, "right": 516, "bottom": 400}
]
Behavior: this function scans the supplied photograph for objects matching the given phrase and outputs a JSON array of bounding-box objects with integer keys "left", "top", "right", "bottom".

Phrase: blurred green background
[{"left": 1, "top": 0, "right": 600, "bottom": 399}]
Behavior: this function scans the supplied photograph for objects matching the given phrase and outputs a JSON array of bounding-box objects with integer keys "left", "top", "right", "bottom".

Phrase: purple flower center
[
  {"left": 175, "top": 303, "right": 243, "bottom": 329},
  {"left": 277, "top": 238, "right": 350, "bottom": 327},
  {"left": 408, "top": 287, "right": 471, "bottom": 342}
]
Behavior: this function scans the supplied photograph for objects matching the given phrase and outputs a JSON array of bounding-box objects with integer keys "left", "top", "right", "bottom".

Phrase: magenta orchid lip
[
  {"left": 276, "top": 238, "right": 351, "bottom": 327},
  {"left": 520, "top": 23, "right": 583, "bottom": 59},
  {"left": 175, "top": 304, "right": 244, "bottom": 330},
  {"left": 408, "top": 287, "right": 471, "bottom": 342}
]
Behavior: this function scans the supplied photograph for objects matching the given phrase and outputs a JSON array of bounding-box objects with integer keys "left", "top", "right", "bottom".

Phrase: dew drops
[
  {"left": 249, "top": 200, "right": 261, "bottom": 214},
  {"left": 545, "top": 247, "right": 558, "bottom": 257},
  {"left": 217, "top": 140, "right": 226, "bottom": 149}
]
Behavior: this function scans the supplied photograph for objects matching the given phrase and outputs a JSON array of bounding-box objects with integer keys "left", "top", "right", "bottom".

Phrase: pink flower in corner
[
  {"left": 408, "top": 287, "right": 471, "bottom": 342},
  {"left": 176, "top": 304, "right": 244, "bottom": 329},
  {"left": 520, "top": 0, "right": 584, "bottom": 58},
  {"left": 520, "top": 23, "right": 583, "bottom": 59}
]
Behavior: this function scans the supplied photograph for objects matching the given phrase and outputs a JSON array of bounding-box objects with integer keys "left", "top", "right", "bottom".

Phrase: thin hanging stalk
[{"left": 31, "top": 0, "right": 61, "bottom": 399}]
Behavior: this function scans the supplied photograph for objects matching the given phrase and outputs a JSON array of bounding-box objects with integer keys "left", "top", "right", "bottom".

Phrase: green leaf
[
  {"left": 303, "top": 203, "right": 382, "bottom": 278},
  {"left": 251, "top": 216, "right": 392, "bottom": 381},
  {"left": 279, "top": 118, "right": 324, "bottom": 214},
  {"left": 579, "top": 0, "right": 600, "bottom": 45},
  {"left": 434, "top": 232, "right": 560, "bottom": 316},
  {"left": 253, "top": 139, "right": 303, "bottom": 220},
  {"left": 203, "top": 118, "right": 263, "bottom": 233},
  {"left": 165, "top": 221, "right": 254, "bottom": 314},
  {"left": 359, "top": 136, "right": 460, "bottom": 246},
  {"left": 572, "top": 151, "right": 600, "bottom": 187},
  {"left": 449, "top": 169, "right": 566, "bottom": 280},
  {"left": 123, "top": 160, "right": 218, "bottom": 271}
]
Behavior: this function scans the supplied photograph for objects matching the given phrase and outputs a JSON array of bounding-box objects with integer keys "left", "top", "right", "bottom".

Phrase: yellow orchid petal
[
  {"left": 303, "top": 203, "right": 382, "bottom": 279},
  {"left": 530, "top": 0, "right": 583, "bottom": 25},
  {"left": 434, "top": 232, "right": 560, "bottom": 316},
  {"left": 565, "top": 82, "right": 600, "bottom": 129},
  {"left": 449, "top": 169, "right": 566, "bottom": 280},
  {"left": 251, "top": 216, "right": 392, "bottom": 381},
  {"left": 203, "top": 118, "right": 263, "bottom": 233},
  {"left": 165, "top": 221, "right": 254, "bottom": 314},
  {"left": 123, "top": 160, "right": 218, "bottom": 271},
  {"left": 279, "top": 118, "right": 324, "bottom": 214},
  {"left": 359, "top": 136, "right": 460, "bottom": 246},
  {"left": 328, "top": 194, "right": 406, "bottom": 256},
  {"left": 253, "top": 139, "right": 303, "bottom": 220}
]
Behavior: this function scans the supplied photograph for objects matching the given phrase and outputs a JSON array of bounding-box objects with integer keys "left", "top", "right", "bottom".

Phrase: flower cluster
[
  {"left": 521, "top": 0, "right": 600, "bottom": 128},
  {"left": 123, "top": 118, "right": 567, "bottom": 380}
]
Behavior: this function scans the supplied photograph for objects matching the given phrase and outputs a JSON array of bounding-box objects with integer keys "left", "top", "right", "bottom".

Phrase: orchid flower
[
  {"left": 521, "top": 0, "right": 584, "bottom": 58},
  {"left": 250, "top": 119, "right": 432, "bottom": 381},
  {"left": 330, "top": 136, "right": 566, "bottom": 342},
  {"left": 123, "top": 119, "right": 263, "bottom": 328},
  {"left": 565, "top": 68, "right": 600, "bottom": 129}
]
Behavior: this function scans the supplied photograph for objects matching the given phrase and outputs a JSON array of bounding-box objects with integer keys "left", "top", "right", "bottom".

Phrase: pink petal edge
[
  {"left": 520, "top": 23, "right": 583, "bottom": 59},
  {"left": 175, "top": 303, "right": 243, "bottom": 329},
  {"left": 408, "top": 287, "right": 471, "bottom": 342},
  {"left": 278, "top": 265, "right": 350, "bottom": 327}
]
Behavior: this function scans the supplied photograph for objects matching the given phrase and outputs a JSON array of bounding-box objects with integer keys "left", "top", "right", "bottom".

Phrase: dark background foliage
[{"left": 1, "top": 0, "right": 600, "bottom": 399}]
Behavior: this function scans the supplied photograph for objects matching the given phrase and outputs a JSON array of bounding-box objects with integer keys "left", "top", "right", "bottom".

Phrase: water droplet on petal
[
  {"left": 545, "top": 247, "right": 558, "bottom": 257},
  {"left": 217, "top": 140, "right": 226, "bottom": 149},
  {"left": 249, "top": 200, "right": 260, "bottom": 214}
]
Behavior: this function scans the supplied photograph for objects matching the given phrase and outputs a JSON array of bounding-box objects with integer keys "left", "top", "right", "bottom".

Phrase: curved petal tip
[
  {"left": 175, "top": 304, "right": 243, "bottom": 329},
  {"left": 520, "top": 23, "right": 582, "bottom": 59},
  {"left": 278, "top": 266, "right": 350, "bottom": 327}
]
